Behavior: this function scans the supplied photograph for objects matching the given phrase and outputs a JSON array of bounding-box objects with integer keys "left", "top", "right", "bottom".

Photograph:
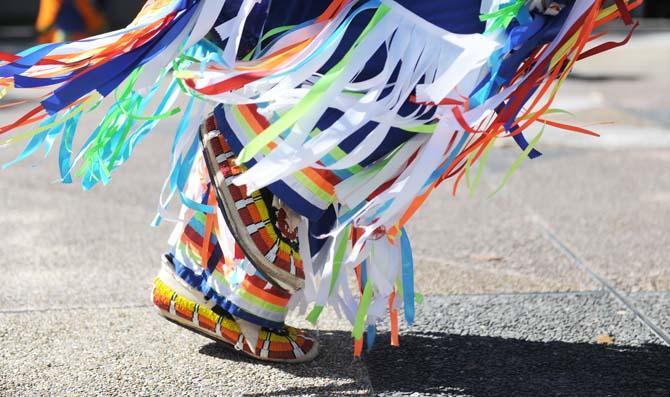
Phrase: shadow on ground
[
  {"left": 199, "top": 330, "right": 670, "bottom": 396},
  {"left": 567, "top": 72, "right": 641, "bottom": 82},
  {"left": 368, "top": 332, "right": 670, "bottom": 397}
]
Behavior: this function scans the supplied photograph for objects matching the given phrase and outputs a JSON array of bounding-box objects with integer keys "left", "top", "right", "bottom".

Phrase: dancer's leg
[{"left": 152, "top": 118, "right": 318, "bottom": 363}]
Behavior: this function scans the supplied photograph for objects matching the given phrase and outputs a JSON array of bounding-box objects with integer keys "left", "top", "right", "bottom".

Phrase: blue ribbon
[
  {"left": 41, "top": 1, "right": 198, "bottom": 114},
  {"left": 400, "top": 228, "right": 415, "bottom": 325},
  {"left": 0, "top": 43, "right": 60, "bottom": 78},
  {"left": 58, "top": 111, "right": 82, "bottom": 183},
  {"left": 2, "top": 115, "right": 60, "bottom": 169}
]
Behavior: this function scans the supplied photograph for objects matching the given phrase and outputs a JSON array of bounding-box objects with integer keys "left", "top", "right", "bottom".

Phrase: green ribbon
[
  {"left": 306, "top": 305, "right": 324, "bottom": 325},
  {"left": 480, "top": 0, "right": 526, "bottom": 33},
  {"left": 404, "top": 122, "right": 438, "bottom": 134},
  {"left": 352, "top": 281, "right": 374, "bottom": 340},
  {"left": 490, "top": 126, "right": 545, "bottom": 197},
  {"left": 243, "top": 24, "right": 297, "bottom": 61},
  {"left": 329, "top": 225, "right": 351, "bottom": 296},
  {"left": 466, "top": 137, "right": 497, "bottom": 197}
]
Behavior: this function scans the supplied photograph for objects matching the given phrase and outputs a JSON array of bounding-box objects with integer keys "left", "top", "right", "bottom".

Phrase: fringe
[
  {"left": 0, "top": 0, "right": 642, "bottom": 352},
  {"left": 0, "top": 0, "right": 227, "bottom": 217},
  {"left": 248, "top": 0, "right": 641, "bottom": 351}
]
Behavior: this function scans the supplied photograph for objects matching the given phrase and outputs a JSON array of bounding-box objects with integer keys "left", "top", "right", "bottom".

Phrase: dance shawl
[{"left": 0, "top": 0, "right": 641, "bottom": 354}]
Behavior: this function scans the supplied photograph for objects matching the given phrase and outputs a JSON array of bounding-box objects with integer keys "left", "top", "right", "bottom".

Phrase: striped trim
[
  {"left": 169, "top": 251, "right": 288, "bottom": 329},
  {"left": 168, "top": 180, "right": 295, "bottom": 328},
  {"left": 226, "top": 104, "right": 339, "bottom": 208},
  {"left": 214, "top": 106, "right": 328, "bottom": 221},
  {"left": 152, "top": 276, "right": 317, "bottom": 363},
  {"left": 202, "top": 117, "right": 306, "bottom": 285}
]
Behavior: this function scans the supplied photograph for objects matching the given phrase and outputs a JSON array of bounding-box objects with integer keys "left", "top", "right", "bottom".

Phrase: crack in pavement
[
  {"left": 470, "top": 169, "right": 670, "bottom": 346},
  {"left": 524, "top": 205, "right": 670, "bottom": 346}
]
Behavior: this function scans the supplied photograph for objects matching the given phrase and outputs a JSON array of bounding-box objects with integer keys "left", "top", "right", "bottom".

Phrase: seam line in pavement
[
  {"left": 0, "top": 291, "right": 618, "bottom": 315},
  {"left": 2, "top": 300, "right": 380, "bottom": 395},
  {"left": 423, "top": 290, "right": 607, "bottom": 299},
  {"left": 528, "top": 212, "right": 670, "bottom": 346},
  {"left": 629, "top": 291, "right": 670, "bottom": 297},
  {"left": 0, "top": 303, "right": 152, "bottom": 314}
]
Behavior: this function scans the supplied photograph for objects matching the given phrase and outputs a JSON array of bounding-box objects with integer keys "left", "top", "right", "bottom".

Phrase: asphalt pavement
[{"left": 1, "top": 26, "right": 669, "bottom": 397}]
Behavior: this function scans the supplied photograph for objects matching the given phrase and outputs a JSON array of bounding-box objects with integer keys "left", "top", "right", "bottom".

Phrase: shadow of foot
[{"left": 199, "top": 330, "right": 371, "bottom": 396}]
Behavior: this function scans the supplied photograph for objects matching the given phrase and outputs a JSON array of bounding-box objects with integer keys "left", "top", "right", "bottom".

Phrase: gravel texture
[
  {"left": 0, "top": 307, "right": 371, "bottom": 397},
  {"left": 368, "top": 293, "right": 670, "bottom": 397}
]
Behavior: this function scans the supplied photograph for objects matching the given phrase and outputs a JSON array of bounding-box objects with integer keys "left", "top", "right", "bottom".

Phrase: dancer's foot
[
  {"left": 151, "top": 257, "right": 319, "bottom": 363},
  {"left": 200, "top": 115, "right": 305, "bottom": 293}
]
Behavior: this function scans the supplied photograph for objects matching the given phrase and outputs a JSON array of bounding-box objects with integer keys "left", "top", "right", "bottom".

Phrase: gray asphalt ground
[{"left": 1, "top": 24, "right": 670, "bottom": 397}]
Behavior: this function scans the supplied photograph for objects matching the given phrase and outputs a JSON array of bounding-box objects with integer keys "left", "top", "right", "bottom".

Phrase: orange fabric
[
  {"left": 242, "top": 279, "right": 290, "bottom": 307},
  {"left": 300, "top": 168, "right": 336, "bottom": 196},
  {"left": 36, "top": 0, "right": 63, "bottom": 33},
  {"left": 238, "top": 105, "right": 277, "bottom": 149},
  {"left": 36, "top": 0, "right": 106, "bottom": 43},
  {"left": 536, "top": 118, "right": 600, "bottom": 137},
  {"left": 257, "top": 339, "right": 293, "bottom": 352},
  {"left": 239, "top": 40, "right": 311, "bottom": 71},
  {"left": 389, "top": 292, "right": 399, "bottom": 347},
  {"left": 317, "top": 0, "right": 348, "bottom": 23},
  {"left": 353, "top": 338, "right": 364, "bottom": 358}
]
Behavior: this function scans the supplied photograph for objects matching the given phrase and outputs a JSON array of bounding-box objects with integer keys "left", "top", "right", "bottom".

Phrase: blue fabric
[
  {"left": 307, "top": 206, "right": 336, "bottom": 257},
  {"left": 225, "top": 0, "right": 486, "bottom": 77},
  {"left": 207, "top": 0, "right": 272, "bottom": 57},
  {"left": 56, "top": 1, "right": 86, "bottom": 32},
  {"left": 400, "top": 228, "right": 415, "bottom": 325},
  {"left": 204, "top": 0, "right": 489, "bottom": 191},
  {"left": 14, "top": 73, "right": 77, "bottom": 88},
  {"left": 263, "top": 0, "right": 485, "bottom": 35},
  {"left": 394, "top": 0, "right": 485, "bottom": 34},
  {"left": 264, "top": 0, "right": 331, "bottom": 28},
  {"left": 243, "top": 0, "right": 486, "bottom": 166},
  {"left": 0, "top": 44, "right": 60, "bottom": 78}
]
